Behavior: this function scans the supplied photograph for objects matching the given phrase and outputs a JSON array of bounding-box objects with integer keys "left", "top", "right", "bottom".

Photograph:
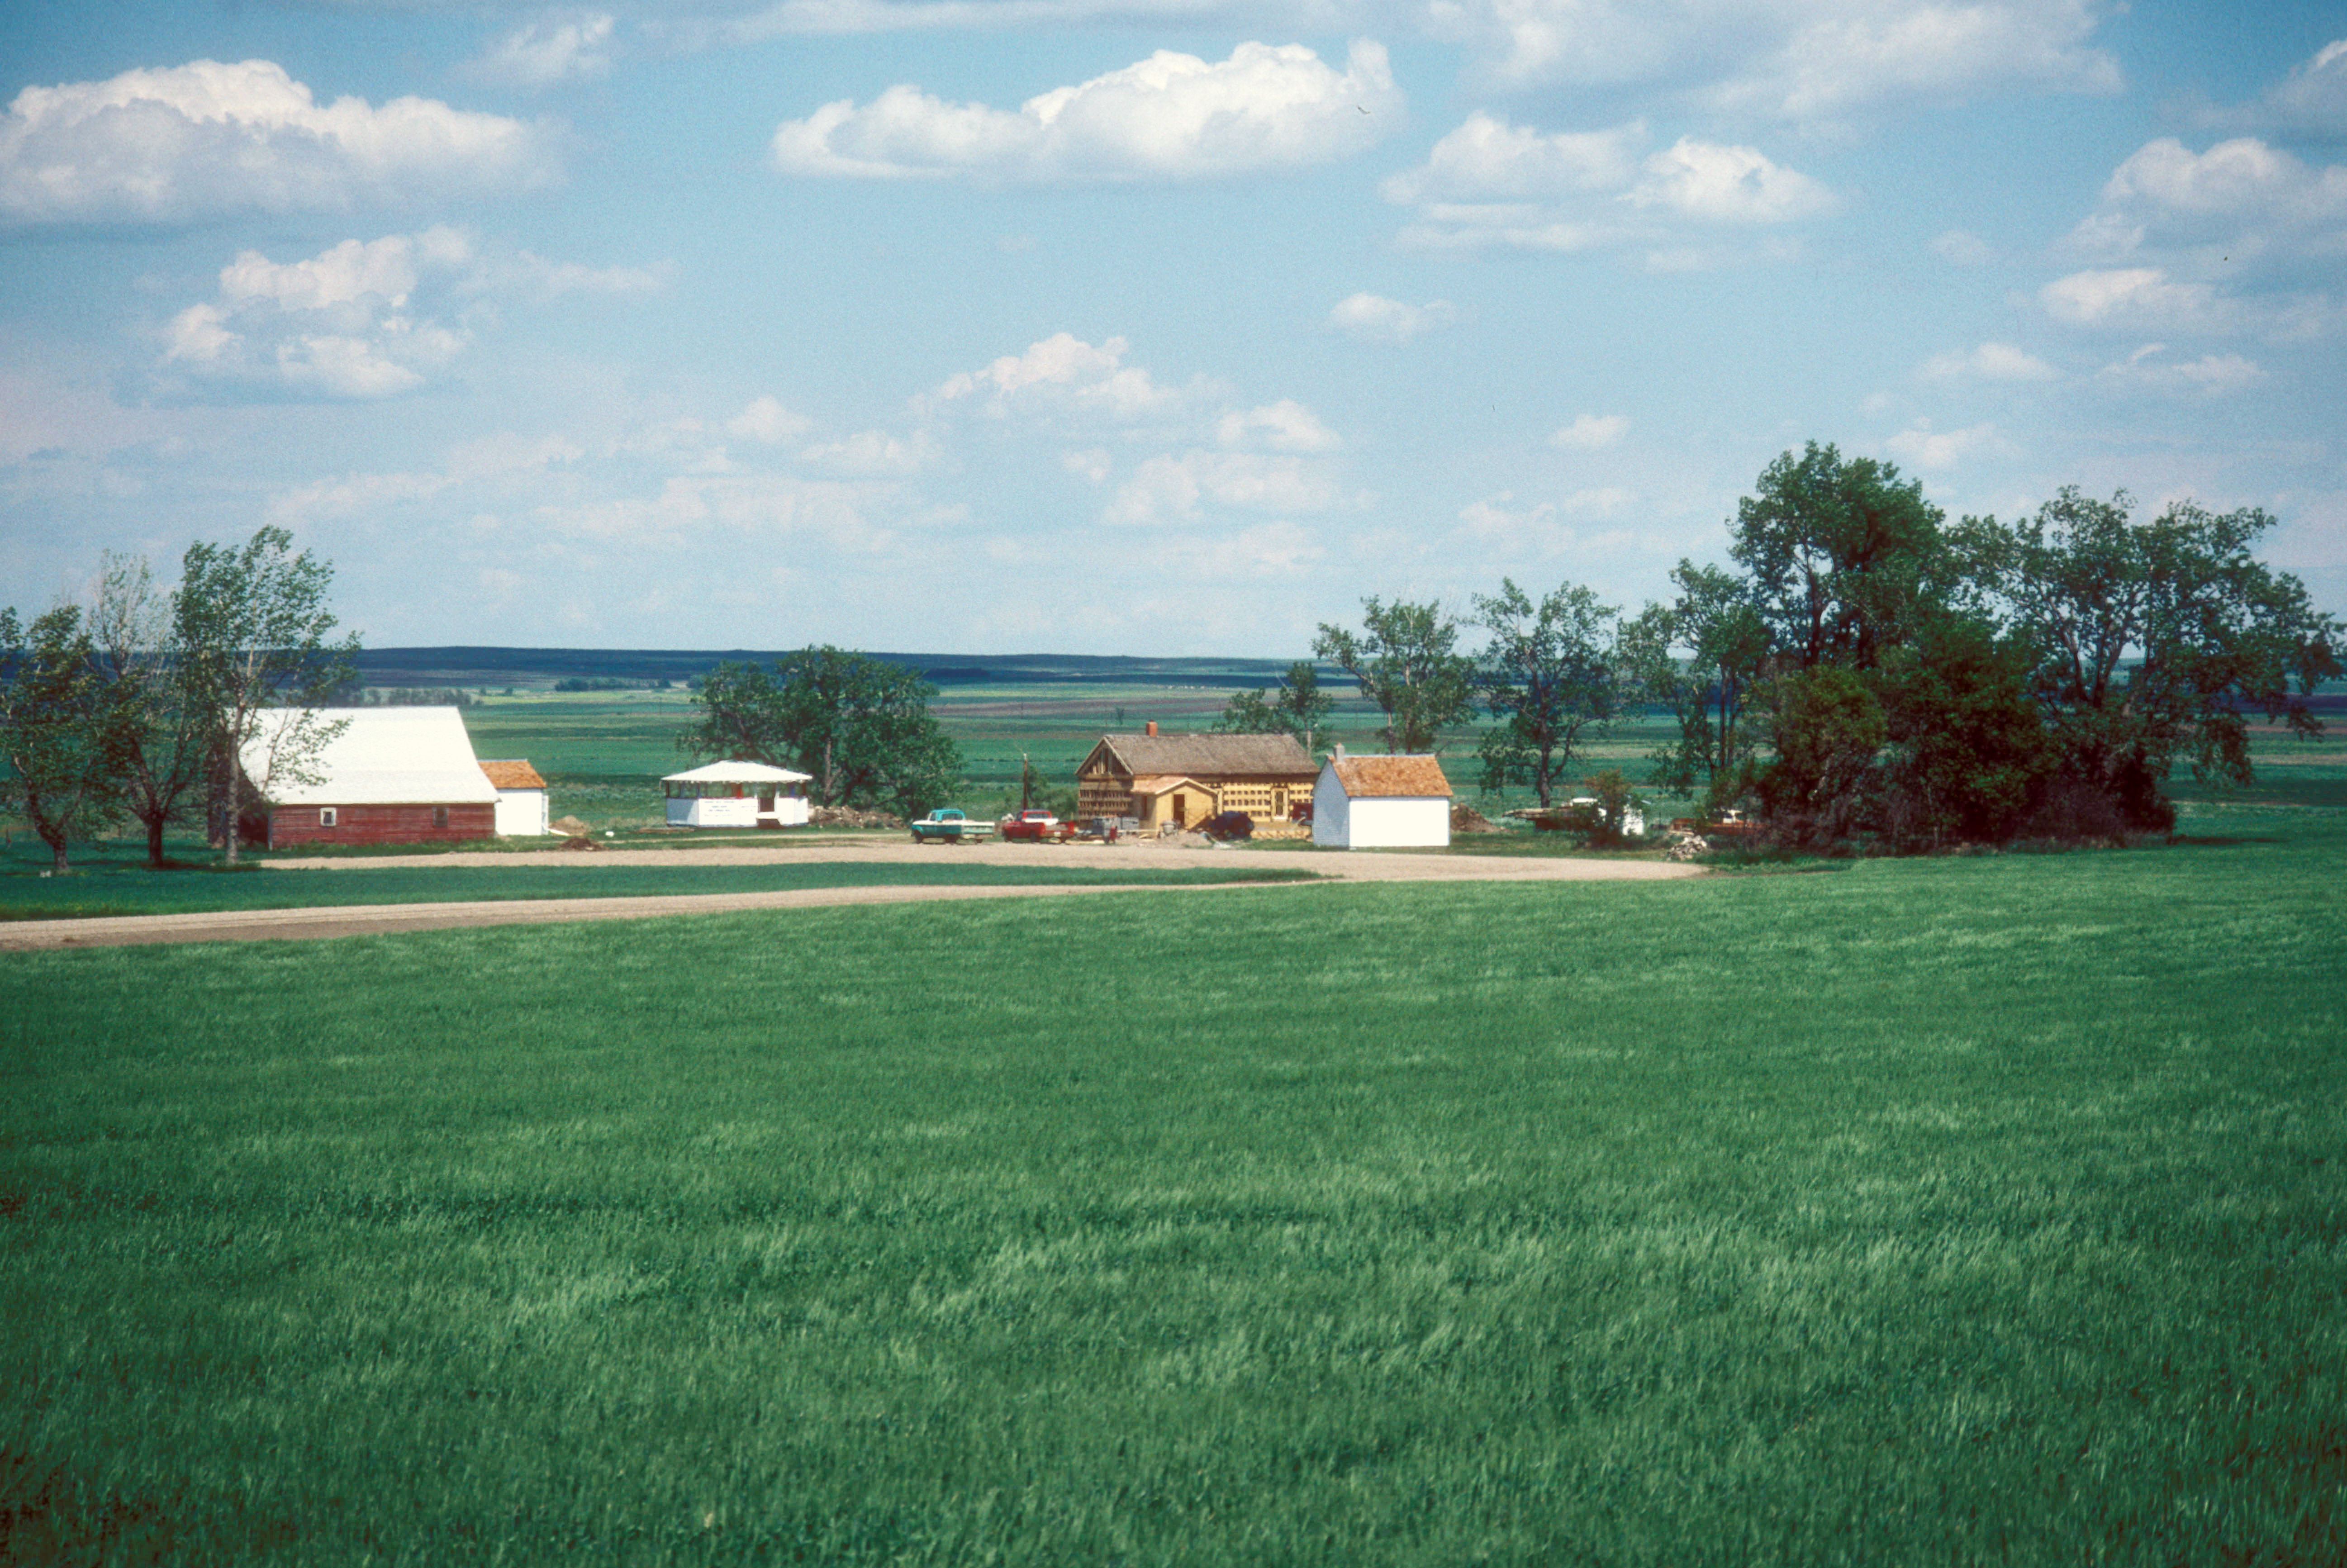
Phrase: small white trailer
[{"left": 661, "top": 760, "right": 813, "bottom": 829}]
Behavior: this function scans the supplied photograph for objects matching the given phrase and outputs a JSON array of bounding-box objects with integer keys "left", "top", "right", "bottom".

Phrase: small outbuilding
[
  {"left": 239, "top": 707, "right": 500, "bottom": 849},
  {"left": 1311, "top": 751, "right": 1454, "bottom": 849},
  {"left": 480, "top": 759, "right": 551, "bottom": 836},
  {"left": 662, "top": 760, "right": 812, "bottom": 829}
]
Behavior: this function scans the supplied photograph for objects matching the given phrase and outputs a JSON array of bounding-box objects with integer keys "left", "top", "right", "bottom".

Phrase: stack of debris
[
  {"left": 1663, "top": 833, "right": 1710, "bottom": 862},
  {"left": 1451, "top": 804, "right": 1501, "bottom": 835},
  {"left": 808, "top": 804, "right": 905, "bottom": 830}
]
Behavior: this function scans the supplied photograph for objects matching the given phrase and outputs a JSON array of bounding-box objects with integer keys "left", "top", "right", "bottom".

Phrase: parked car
[
  {"left": 911, "top": 808, "right": 994, "bottom": 844},
  {"left": 998, "top": 809, "right": 1075, "bottom": 843},
  {"left": 1199, "top": 810, "right": 1254, "bottom": 841}
]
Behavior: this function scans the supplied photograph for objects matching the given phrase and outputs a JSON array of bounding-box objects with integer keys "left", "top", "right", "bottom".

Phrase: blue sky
[{"left": 3, "top": 0, "right": 2342, "bottom": 655}]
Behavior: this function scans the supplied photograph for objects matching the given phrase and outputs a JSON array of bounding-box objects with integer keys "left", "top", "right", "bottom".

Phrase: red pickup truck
[{"left": 998, "top": 809, "right": 1076, "bottom": 843}]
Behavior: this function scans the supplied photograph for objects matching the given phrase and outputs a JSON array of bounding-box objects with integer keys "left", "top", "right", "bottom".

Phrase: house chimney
[
  {"left": 1334, "top": 743, "right": 1345, "bottom": 761},
  {"left": 1145, "top": 721, "right": 1157, "bottom": 737}
]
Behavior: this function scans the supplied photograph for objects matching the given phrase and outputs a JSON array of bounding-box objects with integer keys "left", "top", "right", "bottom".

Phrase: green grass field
[{"left": 5, "top": 805, "right": 2342, "bottom": 1563}]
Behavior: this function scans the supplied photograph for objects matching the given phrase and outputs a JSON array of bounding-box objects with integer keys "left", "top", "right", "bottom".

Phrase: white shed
[
  {"left": 662, "top": 760, "right": 812, "bottom": 829},
  {"left": 1311, "top": 752, "right": 1453, "bottom": 849},
  {"left": 480, "top": 760, "right": 551, "bottom": 836}
]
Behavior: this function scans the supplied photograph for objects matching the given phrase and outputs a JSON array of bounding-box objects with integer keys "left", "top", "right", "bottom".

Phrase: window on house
[
  {"left": 319, "top": 808, "right": 337, "bottom": 828},
  {"left": 432, "top": 807, "right": 449, "bottom": 829}
]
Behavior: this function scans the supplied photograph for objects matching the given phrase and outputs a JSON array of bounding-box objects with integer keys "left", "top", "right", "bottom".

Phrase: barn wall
[
  {"left": 269, "top": 803, "right": 496, "bottom": 848},
  {"left": 1311, "top": 772, "right": 1350, "bottom": 847}
]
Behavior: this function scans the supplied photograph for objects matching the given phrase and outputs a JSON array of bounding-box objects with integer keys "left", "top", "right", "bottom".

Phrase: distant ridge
[{"left": 353, "top": 646, "right": 1318, "bottom": 689}]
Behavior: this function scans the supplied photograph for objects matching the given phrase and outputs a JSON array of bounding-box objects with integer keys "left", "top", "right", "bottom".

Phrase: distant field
[{"left": 5, "top": 806, "right": 2342, "bottom": 1563}]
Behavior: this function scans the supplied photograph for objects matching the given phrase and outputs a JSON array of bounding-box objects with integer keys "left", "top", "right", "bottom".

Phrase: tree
[
  {"left": 679, "top": 647, "right": 961, "bottom": 819},
  {"left": 0, "top": 604, "right": 120, "bottom": 872},
  {"left": 177, "top": 527, "right": 359, "bottom": 864},
  {"left": 1213, "top": 661, "right": 1336, "bottom": 755},
  {"left": 86, "top": 552, "right": 213, "bottom": 868},
  {"left": 1470, "top": 578, "right": 1623, "bottom": 808},
  {"left": 1872, "top": 615, "right": 2052, "bottom": 848},
  {"left": 1757, "top": 665, "right": 1886, "bottom": 848},
  {"left": 1965, "top": 489, "right": 2340, "bottom": 829},
  {"left": 1622, "top": 561, "right": 1772, "bottom": 805},
  {"left": 1729, "top": 442, "right": 1953, "bottom": 672},
  {"left": 1312, "top": 598, "right": 1476, "bottom": 754}
]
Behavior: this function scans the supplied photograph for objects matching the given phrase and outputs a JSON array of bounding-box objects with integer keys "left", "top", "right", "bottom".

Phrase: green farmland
[{"left": 5, "top": 805, "right": 2344, "bottom": 1563}]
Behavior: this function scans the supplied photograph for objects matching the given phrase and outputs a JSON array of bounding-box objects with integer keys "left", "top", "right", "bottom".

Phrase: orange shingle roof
[
  {"left": 1331, "top": 755, "right": 1452, "bottom": 798},
  {"left": 479, "top": 759, "right": 546, "bottom": 790}
]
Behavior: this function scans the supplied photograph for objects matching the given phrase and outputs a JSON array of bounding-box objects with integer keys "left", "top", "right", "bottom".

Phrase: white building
[
  {"left": 238, "top": 706, "right": 501, "bottom": 848},
  {"left": 480, "top": 760, "right": 551, "bottom": 836},
  {"left": 662, "top": 760, "right": 812, "bottom": 829},
  {"left": 1311, "top": 751, "right": 1453, "bottom": 849}
]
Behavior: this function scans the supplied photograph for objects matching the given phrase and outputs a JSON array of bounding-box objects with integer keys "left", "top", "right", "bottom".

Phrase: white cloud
[
  {"left": 1629, "top": 138, "right": 1833, "bottom": 222},
  {"left": 1882, "top": 419, "right": 1995, "bottom": 470},
  {"left": 2094, "top": 345, "right": 2266, "bottom": 398},
  {"left": 1548, "top": 413, "right": 1628, "bottom": 449},
  {"left": 798, "top": 428, "right": 931, "bottom": 475},
  {"left": 1327, "top": 292, "right": 1459, "bottom": 343},
  {"left": 0, "top": 59, "right": 558, "bottom": 225},
  {"left": 937, "top": 332, "right": 1187, "bottom": 419},
  {"left": 1104, "top": 450, "right": 1340, "bottom": 524},
  {"left": 462, "top": 13, "right": 617, "bottom": 89},
  {"left": 1387, "top": 114, "right": 1831, "bottom": 261},
  {"left": 770, "top": 39, "right": 1398, "bottom": 182},
  {"left": 726, "top": 395, "right": 812, "bottom": 443},
  {"left": 159, "top": 229, "right": 478, "bottom": 399},
  {"left": 1931, "top": 229, "right": 1996, "bottom": 266},
  {"left": 1918, "top": 342, "right": 2057, "bottom": 382},
  {"left": 1218, "top": 399, "right": 1340, "bottom": 453},
  {"left": 1426, "top": 0, "right": 2117, "bottom": 124},
  {"left": 2038, "top": 267, "right": 2228, "bottom": 332},
  {"left": 2200, "top": 38, "right": 2347, "bottom": 143},
  {"left": 1061, "top": 447, "right": 1112, "bottom": 483},
  {"left": 2067, "top": 137, "right": 2347, "bottom": 264},
  {"left": 1380, "top": 113, "right": 1641, "bottom": 204}
]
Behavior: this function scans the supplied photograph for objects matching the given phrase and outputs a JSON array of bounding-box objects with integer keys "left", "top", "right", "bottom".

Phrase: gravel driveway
[{"left": 1, "top": 839, "right": 1700, "bottom": 951}]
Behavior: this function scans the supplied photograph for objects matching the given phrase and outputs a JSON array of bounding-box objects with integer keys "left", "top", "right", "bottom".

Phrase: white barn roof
[
  {"left": 241, "top": 708, "right": 499, "bottom": 807},
  {"left": 663, "top": 760, "right": 812, "bottom": 784}
]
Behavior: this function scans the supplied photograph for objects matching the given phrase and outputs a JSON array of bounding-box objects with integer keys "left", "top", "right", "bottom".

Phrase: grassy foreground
[{"left": 4, "top": 811, "right": 2344, "bottom": 1564}]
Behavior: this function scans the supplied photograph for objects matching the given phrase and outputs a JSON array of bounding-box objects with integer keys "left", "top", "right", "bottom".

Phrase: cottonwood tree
[
  {"left": 1961, "top": 488, "right": 2339, "bottom": 828},
  {"left": 86, "top": 553, "right": 214, "bottom": 868},
  {"left": 1622, "top": 562, "right": 1772, "bottom": 807},
  {"left": 0, "top": 604, "right": 120, "bottom": 872},
  {"left": 1730, "top": 442, "right": 1953, "bottom": 672},
  {"left": 1471, "top": 578, "right": 1624, "bottom": 808},
  {"left": 681, "top": 647, "right": 961, "bottom": 818},
  {"left": 1313, "top": 598, "right": 1476, "bottom": 754},
  {"left": 1213, "top": 661, "right": 1336, "bottom": 755},
  {"left": 177, "top": 527, "right": 358, "bottom": 864}
]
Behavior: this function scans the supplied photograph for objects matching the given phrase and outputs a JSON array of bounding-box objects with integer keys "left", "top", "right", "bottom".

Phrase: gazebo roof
[{"left": 662, "top": 759, "right": 812, "bottom": 784}]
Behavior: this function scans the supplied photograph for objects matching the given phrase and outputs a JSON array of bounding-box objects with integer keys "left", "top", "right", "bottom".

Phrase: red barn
[{"left": 240, "top": 708, "right": 500, "bottom": 849}]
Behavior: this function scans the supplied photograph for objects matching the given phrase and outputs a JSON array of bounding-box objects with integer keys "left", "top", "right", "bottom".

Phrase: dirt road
[{"left": 1, "top": 839, "right": 1700, "bottom": 951}]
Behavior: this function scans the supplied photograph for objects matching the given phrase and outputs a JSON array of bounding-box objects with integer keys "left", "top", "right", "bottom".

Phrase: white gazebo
[{"left": 662, "top": 760, "right": 813, "bottom": 829}]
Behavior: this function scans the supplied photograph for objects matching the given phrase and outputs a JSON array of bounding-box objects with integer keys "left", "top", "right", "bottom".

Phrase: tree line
[
  {"left": 1222, "top": 443, "right": 2339, "bottom": 851},
  {"left": 1, "top": 528, "right": 354, "bottom": 871}
]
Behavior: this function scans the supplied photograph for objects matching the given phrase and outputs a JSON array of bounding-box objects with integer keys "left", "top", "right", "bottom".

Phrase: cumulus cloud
[
  {"left": 2067, "top": 136, "right": 2347, "bottom": 264},
  {"left": 1387, "top": 113, "right": 1831, "bottom": 261},
  {"left": 152, "top": 228, "right": 654, "bottom": 400},
  {"left": 1548, "top": 414, "right": 1628, "bottom": 449},
  {"left": 798, "top": 428, "right": 931, "bottom": 475},
  {"left": 1931, "top": 228, "right": 1997, "bottom": 266},
  {"left": 159, "top": 229, "right": 478, "bottom": 399},
  {"left": 462, "top": 13, "right": 617, "bottom": 89},
  {"left": 0, "top": 59, "right": 558, "bottom": 225},
  {"left": 1217, "top": 399, "right": 1340, "bottom": 452},
  {"left": 1327, "top": 292, "right": 1459, "bottom": 343},
  {"left": 2039, "top": 267, "right": 2231, "bottom": 333},
  {"left": 1918, "top": 342, "right": 2057, "bottom": 382},
  {"left": 770, "top": 39, "right": 1398, "bottom": 182},
  {"left": 937, "top": 332, "right": 1189, "bottom": 419},
  {"left": 2095, "top": 345, "right": 2266, "bottom": 398},
  {"left": 1104, "top": 449, "right": 1341, "bottom": 524},
  {"left": 1426, "top": 0, "right": 2117, "bottom": 123},
  {"left": 1882, "top": 419, "right": 1995, "bottom": 470},
  {"left": 726, "top": 395, "right": 813, "bottom": 443},
  {"left": 2198, "top": 38, "right": 2347, "bottom": 144}
]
